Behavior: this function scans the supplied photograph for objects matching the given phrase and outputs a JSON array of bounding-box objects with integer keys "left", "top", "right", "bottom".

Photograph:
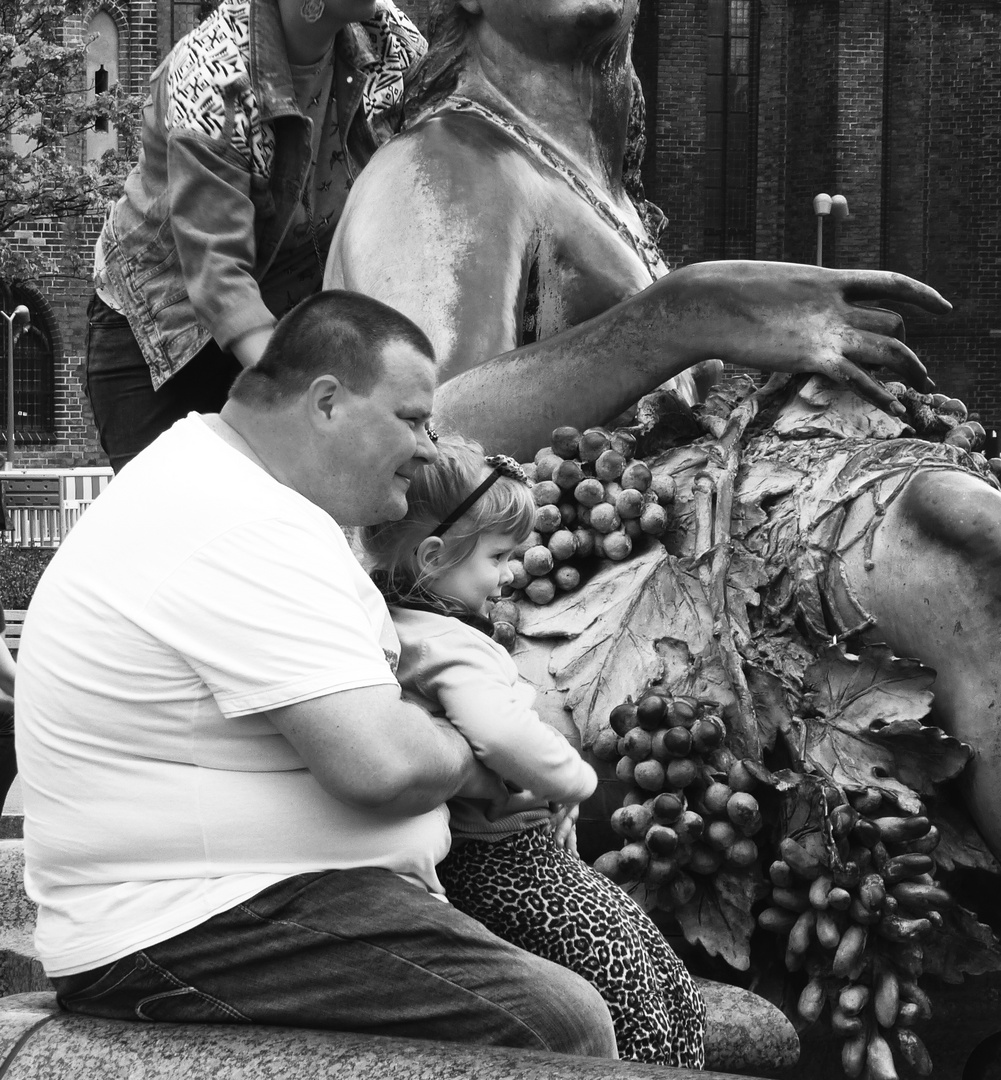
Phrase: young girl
[{"left": 362, "top": 434, "right": 706, "bottom": 1067}]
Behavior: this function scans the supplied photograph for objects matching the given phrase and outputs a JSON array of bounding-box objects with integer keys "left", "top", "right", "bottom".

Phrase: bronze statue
[
  {"left": 326, "top": 3, "right": 1001, "bottom": 1071},
  {"left": 325, "top": 0, "right": 945, "bottom": 460}
]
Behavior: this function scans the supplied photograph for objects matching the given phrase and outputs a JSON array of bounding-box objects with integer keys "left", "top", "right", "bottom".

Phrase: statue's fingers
[
  {"left": 842, "top": 328, "right": 930, "bottom": 391},
  {"left": 840, "top": 269, "right": 952, "bottom": 315},
  {"left": 824, "top": 355, "right": 907, "bottom": 416},
  {"left": 845, "top": 305, "right": 906, "bottom": 341}
]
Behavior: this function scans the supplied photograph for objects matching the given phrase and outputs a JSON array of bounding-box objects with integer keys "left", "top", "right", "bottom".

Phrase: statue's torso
[{"left": 327, "top": 105, "right": 670, "bottom": 384}]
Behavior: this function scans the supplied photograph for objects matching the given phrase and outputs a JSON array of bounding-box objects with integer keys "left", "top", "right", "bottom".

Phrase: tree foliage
[{"left": 0, "top": 0, "right": 141, "bottom": 282}]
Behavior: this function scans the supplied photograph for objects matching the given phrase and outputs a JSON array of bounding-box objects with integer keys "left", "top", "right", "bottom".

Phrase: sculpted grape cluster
[
  {"left": 590, "top": 690, "right": 764, "bottom": 912},
  {"left": 510, "top": 425, "right": 675, "bottom": 607},
  {"left": 760, "top": 788, "right": 944, "bottom": 1079},
  {"left": 592, "top": 688, "right": 949, "bottom": 1080},
  {"left": 884, "top": 382, "right": 1000, "bottom": 477}
]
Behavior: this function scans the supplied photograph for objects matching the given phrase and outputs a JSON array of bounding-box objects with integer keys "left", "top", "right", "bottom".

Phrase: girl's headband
[{"left": 429, "top": 454, "right": 532, "bottom": 538}]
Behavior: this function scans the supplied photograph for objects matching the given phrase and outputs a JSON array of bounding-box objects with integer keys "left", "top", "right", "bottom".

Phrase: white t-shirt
[{"left": 15, "top": 414, "right": 450, "bottom": 977}]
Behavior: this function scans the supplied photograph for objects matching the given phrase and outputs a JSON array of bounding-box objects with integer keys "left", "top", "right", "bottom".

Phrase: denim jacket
[{"left": 98, "top": 0, "right": 424, "bottom": 388}]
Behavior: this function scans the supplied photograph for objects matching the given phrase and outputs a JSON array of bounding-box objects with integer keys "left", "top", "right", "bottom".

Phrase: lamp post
[
  {"left": 813, "top": 193, "right": 849, "bottom": 266},
  {"left": 0, "top": 306, "right": 30, "bottom": 471}
]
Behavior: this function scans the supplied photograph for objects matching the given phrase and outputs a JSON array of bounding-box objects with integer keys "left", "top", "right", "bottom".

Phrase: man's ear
[
  {"left": 415, "top": 536, "right": 445, "bottom": 573},
  {"left": 307, "top": 374, "right": 345, "bottom": 426}
]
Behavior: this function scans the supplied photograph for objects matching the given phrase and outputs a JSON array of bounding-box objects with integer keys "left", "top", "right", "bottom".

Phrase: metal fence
[{"left": 1, "top": 469, "right": 113, "bottom": 548}]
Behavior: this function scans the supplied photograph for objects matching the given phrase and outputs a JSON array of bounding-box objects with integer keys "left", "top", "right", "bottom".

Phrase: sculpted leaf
[
  {"left": 931, "top": 799, "right": 1001, "bottom": 874},
  {"left": 771, "top": 376, "right": 909, "bottom": 442},
  {"left": 673, "top": 870, "right": 767, "bottom": 972},
  {"left": 798, "top": 645, "right": 970, "bottom": 812},
  {"left": 921, "top": 905, "right": 1001, "bottom": 982},
  {"left": 519, "top": 545, "right": 735, "bottom": 746}
]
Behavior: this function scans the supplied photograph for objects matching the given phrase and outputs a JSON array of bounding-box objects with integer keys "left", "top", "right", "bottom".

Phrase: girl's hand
[{"left": 550, "top": 802, "right": 580, "bottom": 855}]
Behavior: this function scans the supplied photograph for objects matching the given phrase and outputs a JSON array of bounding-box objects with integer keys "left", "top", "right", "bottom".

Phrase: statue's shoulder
[{"left": 400, "top": 99, "right": 553, "bottom": 178}]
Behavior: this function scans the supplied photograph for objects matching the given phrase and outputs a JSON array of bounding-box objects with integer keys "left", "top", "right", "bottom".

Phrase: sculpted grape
[
  {"left": 554, "top": 565, "right": 581, "bottom": 591},
  {"left": 524, "top": 577, "right": 556, "bottom": 605},
  {"left": 535, "top": 504, "right": 562, "bottom": 533},
  {"left": 595, "top": 448, "right": 625, "bottom": 481},
  {"left": 547, "top": 529, "right": 577, "bottom": 561},
  {"left": 522, "top": 545, "right": 554, "bottom": 576},
  {"left": 620, "top": 460, "right": 652, "bottom": 491},
  {"left": 634, "top": 760, "right": 667, "bottom": 791},
  {"left": 552, "top": 458, "right": 585, "bottom": 489},
  {"left": 551, "top": 425, "right": 583, "bottom": 459}
]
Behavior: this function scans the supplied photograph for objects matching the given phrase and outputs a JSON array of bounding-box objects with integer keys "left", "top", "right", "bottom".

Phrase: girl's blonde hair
[{"left": 362, "top": 434, "right": 536, "bottom": 609}]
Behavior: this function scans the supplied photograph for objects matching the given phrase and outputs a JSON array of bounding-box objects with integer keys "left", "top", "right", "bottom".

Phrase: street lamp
[
  {"left": 813, "top": 193, "right": 849, "bottom": 266},
  {"left": 0, "top": 305, "right": 30, "bottom": 471}
]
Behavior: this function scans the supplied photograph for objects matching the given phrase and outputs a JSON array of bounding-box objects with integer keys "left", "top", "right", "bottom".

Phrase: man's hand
[{"left": 451, "top": 754, "right": 508, "bottom": 808}]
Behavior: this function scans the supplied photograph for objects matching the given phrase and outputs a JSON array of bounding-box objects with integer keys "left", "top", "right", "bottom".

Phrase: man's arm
[{"left": 266, "top": 684, "right": 505, "bottom": 818}]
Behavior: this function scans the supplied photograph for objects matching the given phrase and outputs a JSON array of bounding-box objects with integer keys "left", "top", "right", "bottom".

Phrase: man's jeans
[
  {"left": 85, "top": 294, "right": 242, "bottom": 473},
  {"left": 52, "top": 868, "right": 618, "bottom": 1058}
]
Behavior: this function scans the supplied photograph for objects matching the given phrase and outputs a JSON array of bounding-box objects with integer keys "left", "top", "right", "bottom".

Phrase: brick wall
[
  {"left": 643, "top": 1, "right": 707, "bottom": 268},
  {"left": 635, "top": 0, "right": 999, "bottom": 421},
  {"left": 883, "top": 2, "right": 1001, "bottom": 420},
  {"left": 10, "top": 0, "right": 1000, "bottom": 463}
]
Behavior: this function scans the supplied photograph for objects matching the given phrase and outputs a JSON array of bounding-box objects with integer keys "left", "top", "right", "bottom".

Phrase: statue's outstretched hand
[{"left": 672, "top": 262, "right": 951, "bottom": 415}]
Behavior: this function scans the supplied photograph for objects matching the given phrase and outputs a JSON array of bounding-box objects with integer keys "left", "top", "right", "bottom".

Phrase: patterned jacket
[{"left": 98, "top": 0, "right": 425, "bottom": 387}]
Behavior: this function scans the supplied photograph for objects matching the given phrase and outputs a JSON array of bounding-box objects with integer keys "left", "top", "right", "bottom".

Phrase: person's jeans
[
  {"left": 85, "top": 294, "right": 242, "bottom": 473},
  {"left": 51, "top": 867, "right": 618, "bottom": 1058}
]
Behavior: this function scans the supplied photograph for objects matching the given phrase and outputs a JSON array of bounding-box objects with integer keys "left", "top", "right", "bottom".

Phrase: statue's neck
[{"left": 457, "top": 30, "right": 634, "bottom": 194}]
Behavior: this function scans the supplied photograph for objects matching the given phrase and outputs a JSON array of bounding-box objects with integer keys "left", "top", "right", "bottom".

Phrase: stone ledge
[
  {"left": 0, "top": 815, "right": 23, "bottom": 840},
  {"left": 0, "top": 840, "right": 798, "bottom": 1076},
  {"left": 0, "top": 992, "right": 777, "bottom": 1080},
  {"left": 695, "top": 978, "right": 798, "bottom": 1074}
]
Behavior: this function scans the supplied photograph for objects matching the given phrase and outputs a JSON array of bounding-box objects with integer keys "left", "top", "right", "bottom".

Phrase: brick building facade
[
  {"left": 636, "top": 0, "right": 1000, "bottom": 417},
  {"left": 3, "top": 0, "right": 998, "bottom": 466}
]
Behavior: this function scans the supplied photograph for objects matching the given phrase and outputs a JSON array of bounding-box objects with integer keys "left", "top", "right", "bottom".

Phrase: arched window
[
  {"left": 705, "top": 0, "right": 758, "bottom": 259},
  {"left": 0, "top": 283, "right": 57, "bottom": 447},
  {"left": 85, "top": 10, "right": 119, "bottom": 162}
]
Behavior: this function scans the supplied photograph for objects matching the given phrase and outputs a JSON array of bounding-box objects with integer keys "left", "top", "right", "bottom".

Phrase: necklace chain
[{"left": 436, "top": 97, "right": 665, "bottom": 283}]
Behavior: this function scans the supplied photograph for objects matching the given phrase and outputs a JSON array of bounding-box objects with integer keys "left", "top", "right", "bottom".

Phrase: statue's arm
[
  {"left": 327, "top": 130, "right": 951, "bottom": 460},
  {"left": 326, "top": 127, "right": 533, "bottom": 372}
]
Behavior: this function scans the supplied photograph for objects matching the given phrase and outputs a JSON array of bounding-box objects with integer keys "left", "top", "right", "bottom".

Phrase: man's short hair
[{"left": 229, "top": 291, "right": 435, "bottom": 407}]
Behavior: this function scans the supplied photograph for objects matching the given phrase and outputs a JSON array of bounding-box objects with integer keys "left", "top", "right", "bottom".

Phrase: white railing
[{"left": 1, "top": 468, "right": 114, "bottom": 548}]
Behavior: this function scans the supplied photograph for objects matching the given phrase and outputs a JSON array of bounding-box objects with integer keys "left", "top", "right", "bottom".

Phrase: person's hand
[
  {"left": 667, "top": 261, "right": 951, "bottom": 416},
  {"left": 454, "top": 758, "right": 509, "bottom": 808},
  {"left": 549, "top": 802, "right": 580, "bottom": 855}
]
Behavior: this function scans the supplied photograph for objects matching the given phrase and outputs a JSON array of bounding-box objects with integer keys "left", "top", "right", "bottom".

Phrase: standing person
[
  {"left": 88, "top": 0, "right": 425, "bottom": 472},
  {"left": 15, "top": 291, "right": 618, "bottom": 1058},
  {"left": 362, "top": 434, "right": 707, "bottom": 1067}
]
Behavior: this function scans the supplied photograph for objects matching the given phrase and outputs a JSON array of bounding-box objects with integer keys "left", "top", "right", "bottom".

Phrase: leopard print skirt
[{"left": 438, "top": 827, "right": 706, "bottom": 1067}]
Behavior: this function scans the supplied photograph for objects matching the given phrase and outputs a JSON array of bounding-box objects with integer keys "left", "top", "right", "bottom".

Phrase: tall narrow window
[
  {"left": 94, "top": 65, "right": 109, "bottom": 132},
  {"left": 85, "top": 12, "right": 118, "bottom": 160},
  {"left": 705, "top": 1, "right": 756, "bottom": 258}
]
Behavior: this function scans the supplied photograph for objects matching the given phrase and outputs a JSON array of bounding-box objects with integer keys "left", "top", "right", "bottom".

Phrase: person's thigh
[
  {"left": 54, "top": 868, "right": 617, "bottom": 1058},
  {"left": 85, "top": 297, "right": 240, "bottom": 472}
]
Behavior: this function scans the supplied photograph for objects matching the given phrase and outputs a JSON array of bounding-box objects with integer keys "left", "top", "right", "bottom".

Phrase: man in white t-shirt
[{"left": 15, "top": 291, "right": 617, "bottom": 1057}]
